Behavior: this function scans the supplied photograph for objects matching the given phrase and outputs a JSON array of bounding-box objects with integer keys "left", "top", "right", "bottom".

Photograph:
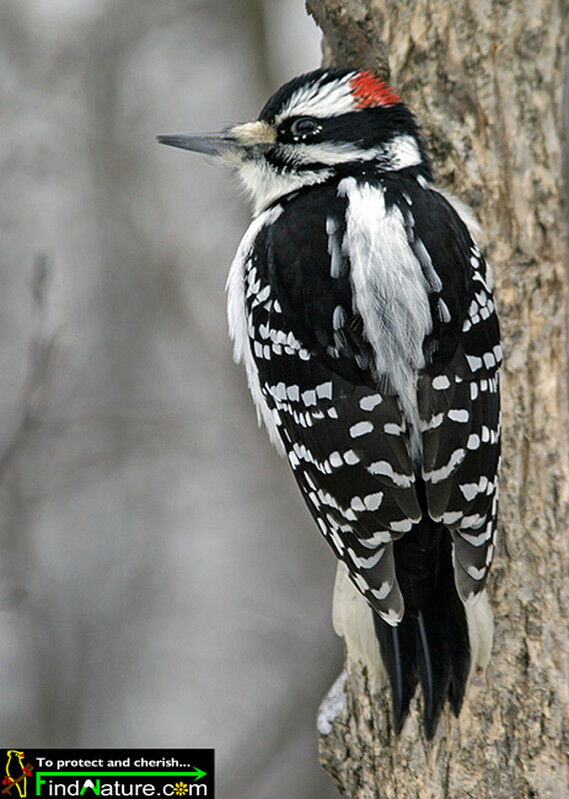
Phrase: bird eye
[{"left": 290, "top": 117, "right": 319, "bottom": 137}]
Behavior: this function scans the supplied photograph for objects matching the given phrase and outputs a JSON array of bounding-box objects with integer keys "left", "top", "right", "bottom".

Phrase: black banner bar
[{"left": 0, "top": 750, "right": 214, "bottom": 799}]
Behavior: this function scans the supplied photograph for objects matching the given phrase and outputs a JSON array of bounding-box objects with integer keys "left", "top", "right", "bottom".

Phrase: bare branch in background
[{"left": 0, "top": 253, "right": 54, "bottom": 484}]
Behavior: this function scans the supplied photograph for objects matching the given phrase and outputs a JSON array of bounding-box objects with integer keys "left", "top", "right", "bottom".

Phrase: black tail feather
[
  {"left": 416, "top": 610, "right": 434, "bottom": 723},
  {"left": 373, "top": 524, "right": 470, "bottom": 739},
  {"left": 391, "top": 625, "right": 403, "bottom": 710},
  {"left": 374, "top": 620, "right": 418, "bottom": 734}
]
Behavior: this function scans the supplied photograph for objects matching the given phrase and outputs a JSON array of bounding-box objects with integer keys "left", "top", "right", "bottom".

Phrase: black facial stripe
[
  {"left": 276, "top": 108, "right": 417, "bottom": 148},
  {"left": 263, "top": 149, "right": 429, "bottom": 181},
  {"left": 264, "top": 148, "right": 392, "bottom": 176},
  {"left": 264, "top": 150, "right": 333, "bottom": 174}
]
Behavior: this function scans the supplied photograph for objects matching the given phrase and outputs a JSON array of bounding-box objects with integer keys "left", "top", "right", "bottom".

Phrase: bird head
[{"left": 158, "top": 68, "right": 430, "bottom": 214}]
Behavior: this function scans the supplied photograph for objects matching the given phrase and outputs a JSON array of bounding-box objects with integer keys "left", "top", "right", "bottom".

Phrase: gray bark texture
[{"left": 307, "top": 1, "right": 569, "bottom": 797}]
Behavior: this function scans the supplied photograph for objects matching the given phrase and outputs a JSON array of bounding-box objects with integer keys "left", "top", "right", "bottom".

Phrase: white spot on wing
[
  {"left": 350, "top": 421, "right": 374, "bottom": 438},
  {"left": 467, "top": 433, "right": 481, "bottom": 449},
  {"left": 383, "top": 422, "right": 404, "bottom": 435},
  {"left": 460, "top": 528, "right": 492, "bottom": 546},
  {"left": 360, "top": 530, "right": 392, "bottom": 547},
  {"left": 286, "top": 384, "right": 300, "bottom": 402},
  {"left": 359, "top": 394, "right": 382, "bottom": 411},
  {"left": 432, "top": 375, "right": 450, "bottom": 390},
  {"left": 423, "top": 447, "right": 466, "bottom": 484},
  {"left": 301, "top": 389, "right": 317, "bottom": 407},
  {"left": 389, "top": 518, "right": 414, "bottom": 533},
  {"left": 467, "top": 564, "right": 486, "bottom": 580},
  {"left": 370, "top": 581, "right": 392, "bottom": 601},
  {"left": 350, "top": 496, "right": 365, "bottom": 512},
  {"left": 329, "top": 451, "right": 343, "bottom": 468},
  {"left": 460, "top": 476, "right": 489, "bottom": 501},
  {"left": 347, "top": 547, "right": 385, "bottom": 569},
  {"left": 448, "top": 409, "right": 470, "bottom": 423},
  {"left": 316, "top": 381, "right": 333, "bottom": 399},
  {"left": 367, "top": 460, "right": 414, "bottom": 487},
  {"left": 441, "top": 511, "right": 462, "bottom": 525},
  {"left": 380, "top": 607, "right": 403, "bottom": 626},
  {"left": 363, "top": 492, "right": 383, "bottom": 511}
]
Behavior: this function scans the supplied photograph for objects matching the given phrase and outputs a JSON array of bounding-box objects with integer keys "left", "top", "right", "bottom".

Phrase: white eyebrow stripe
[{"left": 275, "top": 75, "right": 356, "bottom": 122}]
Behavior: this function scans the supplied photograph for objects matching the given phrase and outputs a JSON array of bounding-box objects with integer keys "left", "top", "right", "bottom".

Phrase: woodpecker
[{"left": 158, "top": 68, "right": 501, "bottom": 738}]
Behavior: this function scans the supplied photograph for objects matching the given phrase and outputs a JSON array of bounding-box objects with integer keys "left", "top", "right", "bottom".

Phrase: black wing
[
  {"left": 240, "top": 178, "right": 500, "bottom": 617},
  {"left": 242, "top": 185, "right": 422, "bottom": 624}
]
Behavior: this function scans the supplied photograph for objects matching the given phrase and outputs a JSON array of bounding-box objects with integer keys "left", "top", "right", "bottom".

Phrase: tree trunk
[{"left": 306, "top": 1, "right": 569, "bottom": 796}]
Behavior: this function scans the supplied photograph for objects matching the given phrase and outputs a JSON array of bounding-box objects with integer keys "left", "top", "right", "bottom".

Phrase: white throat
[
  {"left": 237, "top": 159, "right": 332, "bottom": 215},
  {"left": 237, "top": 133, "right": 422, "bottom": 216}
]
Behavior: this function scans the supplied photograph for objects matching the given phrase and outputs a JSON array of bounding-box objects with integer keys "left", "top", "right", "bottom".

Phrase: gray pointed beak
[
  {"left": 157, "top": 122, "right": 276, "bottom": 163},
  {"left": 156, "top": 131, "right": 240, "bottom": 157}
]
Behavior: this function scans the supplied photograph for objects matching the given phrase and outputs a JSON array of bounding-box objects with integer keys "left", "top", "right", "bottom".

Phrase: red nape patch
[{"left": 350, "top": 71, "right": 401, "bottom": 108}]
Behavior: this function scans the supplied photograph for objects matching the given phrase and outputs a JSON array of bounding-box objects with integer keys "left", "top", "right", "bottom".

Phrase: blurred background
[{"left": 0, "top": 1, "right": 343, "bottom": 796}]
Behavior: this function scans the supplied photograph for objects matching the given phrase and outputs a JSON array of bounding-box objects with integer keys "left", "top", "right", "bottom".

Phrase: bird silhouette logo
[{"left": 2, "top": 751, "right": 33, "bottom": 798}]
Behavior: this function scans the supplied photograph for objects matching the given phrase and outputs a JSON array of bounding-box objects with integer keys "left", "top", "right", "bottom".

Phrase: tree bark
[{"left": 306, "top": 1, "right": 569, "bottom": 796}]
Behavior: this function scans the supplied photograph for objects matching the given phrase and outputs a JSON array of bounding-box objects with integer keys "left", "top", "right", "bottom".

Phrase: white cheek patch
[{"left": 237, "top": 159, "right": 333, "bottom": 215}]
